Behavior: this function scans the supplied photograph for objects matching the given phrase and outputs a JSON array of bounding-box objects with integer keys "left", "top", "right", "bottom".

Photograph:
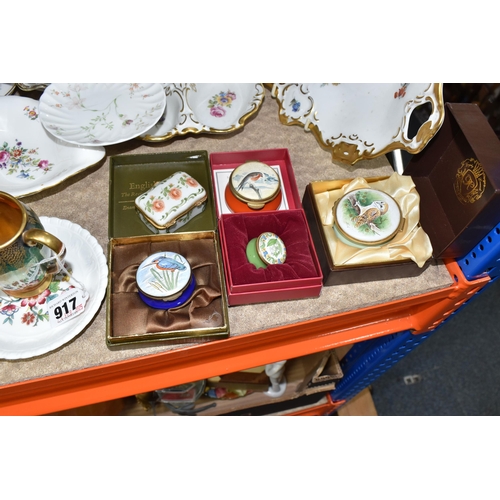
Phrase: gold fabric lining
[{"left": 315, "top": 173, "right": 433, "bottom": 268}]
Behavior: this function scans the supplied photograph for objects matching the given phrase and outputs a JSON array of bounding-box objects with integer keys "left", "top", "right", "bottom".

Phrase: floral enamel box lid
[{"left": 135, "top": 171, "right": 207, "bottom": 230}]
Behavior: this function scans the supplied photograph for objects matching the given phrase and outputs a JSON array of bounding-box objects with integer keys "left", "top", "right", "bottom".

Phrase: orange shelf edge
[
  {"left": 287, "top": 393, "right": 344, "bottom": 416},
  {"left": 0, "top": 260, "right": 489, "bottom": 415}
]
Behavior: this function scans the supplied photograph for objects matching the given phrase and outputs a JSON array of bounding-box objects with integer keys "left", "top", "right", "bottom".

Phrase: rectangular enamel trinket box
[{"left": 135, "top": 170, "right": 208, "bottom": 232}]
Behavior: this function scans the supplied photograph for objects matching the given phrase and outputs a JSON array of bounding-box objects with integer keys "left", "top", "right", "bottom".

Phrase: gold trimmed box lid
[
  {"left": 136, "top": 251, "right": 192, "bottom": 300},
  {"left": 135, "top": 171, "right": 207, "bottom": 229},
  {"left": 333, "top": 188, "right": 403, "bottom": 247},
  {"left": 257, "top": 232, "right": 287, "bottom": 265},
  {"left": 229, "top": 161, "right": 281, "bottom": 210}
]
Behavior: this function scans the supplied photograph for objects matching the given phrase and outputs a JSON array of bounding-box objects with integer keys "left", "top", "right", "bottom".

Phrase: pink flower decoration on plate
[{"left": 210, "top": 106, "right": 226, "bottom": 118}]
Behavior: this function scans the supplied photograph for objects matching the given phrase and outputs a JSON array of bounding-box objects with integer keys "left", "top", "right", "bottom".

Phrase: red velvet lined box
[{"left": 210, "top": 149, "right": 323, "bottom": 305}]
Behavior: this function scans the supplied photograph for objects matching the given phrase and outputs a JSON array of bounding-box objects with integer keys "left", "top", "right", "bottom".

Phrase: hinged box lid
[{"left": 405, "top": 103, "right": 500, "bottom": 259}]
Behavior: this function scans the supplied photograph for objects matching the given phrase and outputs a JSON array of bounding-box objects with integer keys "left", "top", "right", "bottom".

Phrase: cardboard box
[
  {"left": 106, "top": 231, "right": 229, "bottom": 346},
  {"left": 210, "top": 149, "right": 323, "bottom": 305},
  {"left": 404, "top": 103, "right": 500, "bottom": 259},
  {"left": 302, "top": 178, "right": 430, "bottom": 286},
  {"left": 108, "top": 151, "right": 217, "bottom": 238}
]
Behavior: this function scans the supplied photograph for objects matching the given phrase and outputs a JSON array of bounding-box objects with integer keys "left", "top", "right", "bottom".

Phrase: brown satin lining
[{"left": 110, "top": 238, "right": 223, "bottom": 338}]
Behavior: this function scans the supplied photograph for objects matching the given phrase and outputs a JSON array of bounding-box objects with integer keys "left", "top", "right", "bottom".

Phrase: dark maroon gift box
[{"left": 405, "top": 102, "right": 500, "bottom": 259}]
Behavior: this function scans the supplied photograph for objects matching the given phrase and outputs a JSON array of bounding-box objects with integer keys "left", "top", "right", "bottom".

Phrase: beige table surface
[{"left": 0, "top": 87, "right": 452, "bottom": 386}]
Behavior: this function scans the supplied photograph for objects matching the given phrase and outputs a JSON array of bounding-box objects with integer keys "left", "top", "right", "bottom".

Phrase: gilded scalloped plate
[
  {"left": 141, "top": 83, "right": 265, "bottom": 141},
  {"left": 271, "top": 83, "right": 444, "bottom": 165}
]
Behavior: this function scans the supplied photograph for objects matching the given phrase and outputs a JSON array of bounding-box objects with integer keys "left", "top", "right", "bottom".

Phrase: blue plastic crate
[
  {"left": 329, "top": 276, "right": 497, "bottom": 407},
  {"left": 458, "top": 223, "right": 500, "bottom": 280},
  {"left": 330, "top": 330, "right": 434, "bottom": 404}
]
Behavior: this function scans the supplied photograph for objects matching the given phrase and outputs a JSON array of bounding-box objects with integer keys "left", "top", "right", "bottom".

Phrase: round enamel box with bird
[
  {"left": 333, "top": 188, "right": 403, "bottom": 247},
  {"left": 136, "top": 251, "right": 196, "bottom": 309},
  {"left": 226, "top": 161, "right": 281, "bottom": 211}
]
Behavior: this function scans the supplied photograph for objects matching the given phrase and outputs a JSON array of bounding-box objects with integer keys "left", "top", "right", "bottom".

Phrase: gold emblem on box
[{"left": 454, "top": 158, "right": 487, "bottom": 204}]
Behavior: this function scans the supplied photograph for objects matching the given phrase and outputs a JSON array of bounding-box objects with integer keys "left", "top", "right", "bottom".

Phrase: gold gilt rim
[
  {"left": 1, "top": 83, "right": 16, "bottom": 96},
  {"left": 272, "top": 83, "right": 445, "bottom": 166},
  {"left": 228, "top": 161, "right": 281, "bottom": 205},
  {"left": 16, "top": 83, "right": 49, "bottom": 92},
  {"left": 141, "top": 83, "right": 265, "bottom": 143},
  {"left": 14, "top": 155, "right": 106, "bottom": 199}
]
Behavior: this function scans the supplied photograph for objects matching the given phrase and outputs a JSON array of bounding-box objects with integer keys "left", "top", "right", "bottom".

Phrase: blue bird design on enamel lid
[
  {"left": 136, "top": 251, "right": 191, "bottom": 300},
  {"left": 229, "top": 161, "right": 281, "bottom": 209}
]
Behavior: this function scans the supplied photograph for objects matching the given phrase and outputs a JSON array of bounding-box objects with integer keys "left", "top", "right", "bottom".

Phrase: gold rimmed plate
[
  {"left": 16, "top": 83, "right": 50, "bottom": 92},
  {"left": 0, "top": 96, "right": 105, "bottom": 197},
  {"left": 141, "top": 83, "right": 265, "bottom": 142},
  {"left": 272, "top": 83, "right": 444, "bottom": 165}
]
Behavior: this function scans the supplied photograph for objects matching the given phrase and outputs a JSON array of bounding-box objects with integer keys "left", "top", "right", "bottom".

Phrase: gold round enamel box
[
  {"left": 333, "top": 188, "right": 403, "bottom": 247},
  {"left": 228, "top": 161, "right": 281, "bottom": 211}
]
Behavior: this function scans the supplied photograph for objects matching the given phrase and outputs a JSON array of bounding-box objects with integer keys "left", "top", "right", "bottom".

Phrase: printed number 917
[{"left": 53, "top": 297, "right": 77, "bottom": 319}]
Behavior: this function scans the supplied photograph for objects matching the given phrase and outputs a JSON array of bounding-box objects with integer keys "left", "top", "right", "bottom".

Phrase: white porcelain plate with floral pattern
[
  {"left": 0, "top": 217, "right": 108, "bottom": 360},
  {"left": 271, "top": 83, "right": 444, "bottom": 165},
  {"left": 141, "top": 83, "right": 265, "bottom": 142},
  {"left": 38, "top": 83, "right": 166, "bottom": 146},
  {"left": 0, "top": 96, "right": 106, "bottom": 197}
]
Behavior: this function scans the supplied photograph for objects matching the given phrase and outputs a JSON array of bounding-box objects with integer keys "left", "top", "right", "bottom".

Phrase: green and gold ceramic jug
[{"left": 0, "top": 191, "right": 65, "bottom": 298}]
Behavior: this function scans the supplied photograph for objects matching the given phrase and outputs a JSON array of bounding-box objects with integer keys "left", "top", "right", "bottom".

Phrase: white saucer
[{"left": 0, "top": 217, "right": 107, "bottom": 360}]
